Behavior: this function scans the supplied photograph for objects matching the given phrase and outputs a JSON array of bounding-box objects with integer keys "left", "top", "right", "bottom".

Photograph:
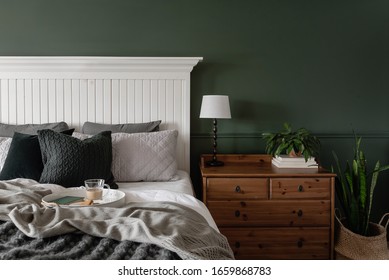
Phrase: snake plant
[{"left": 332, "top": 136, "right": 389, "bottom": 236}]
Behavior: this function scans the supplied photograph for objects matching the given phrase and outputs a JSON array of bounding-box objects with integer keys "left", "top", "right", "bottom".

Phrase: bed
[{"left": 0, "top": 56, "right": 234, "bottom": 260}]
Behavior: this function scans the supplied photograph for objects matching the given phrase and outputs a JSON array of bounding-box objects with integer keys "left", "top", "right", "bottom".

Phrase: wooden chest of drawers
[{"left": 200, "top": 154, "right": 336, "bottom": 260}]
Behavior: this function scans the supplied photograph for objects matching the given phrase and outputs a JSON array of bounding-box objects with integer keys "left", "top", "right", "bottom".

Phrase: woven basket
[{"left": 335, "top": 213, "right": 389, "bottom": 260}]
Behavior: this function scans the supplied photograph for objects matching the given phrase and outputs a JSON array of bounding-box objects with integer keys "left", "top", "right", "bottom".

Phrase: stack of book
[{"left": 272, "top": 155, "right": 318, "bottom": 168}]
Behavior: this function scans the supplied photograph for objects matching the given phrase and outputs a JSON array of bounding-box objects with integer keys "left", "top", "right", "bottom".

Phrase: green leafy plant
[
  {"left": 332, "top": 136, "right": 389, "bottom": 236},
  {"left": 262, "top": 123, "right": 321, "bottom": 161}
]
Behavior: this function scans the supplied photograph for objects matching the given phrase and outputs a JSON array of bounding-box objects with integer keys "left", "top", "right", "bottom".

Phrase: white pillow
[
  {"left": 111, "top": 130, "right": 178, "bottom": 182},
  {"left": 72, "top": 132, "right": 90, "bottom": 141},
  {"left": 0, "top": 137, "right": 12, "bottom": 171}
]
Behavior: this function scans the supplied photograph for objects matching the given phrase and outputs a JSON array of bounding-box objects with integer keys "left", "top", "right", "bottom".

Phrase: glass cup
[{"left": 84, "top": 179, "right": 110, "bottom": 200}]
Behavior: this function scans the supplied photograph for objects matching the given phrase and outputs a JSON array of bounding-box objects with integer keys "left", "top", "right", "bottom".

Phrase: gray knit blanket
[
  {"left": 0, "top": 220, "right": 180, "bottom": 260},
  {"left": 0, "top": 179, "right": 234, "bottom": 260}
]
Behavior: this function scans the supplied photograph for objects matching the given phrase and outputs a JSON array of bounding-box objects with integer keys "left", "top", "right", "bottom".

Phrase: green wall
[{"left": 1, "top": 0, "right": 388, "bottom": 222}]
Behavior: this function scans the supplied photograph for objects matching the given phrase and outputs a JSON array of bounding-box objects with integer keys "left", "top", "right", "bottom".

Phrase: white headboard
[{"left": 0, "top": 56, "right": 202, "bottom": 173}]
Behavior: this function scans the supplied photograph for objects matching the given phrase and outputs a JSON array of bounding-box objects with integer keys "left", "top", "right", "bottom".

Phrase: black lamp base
[
  {"left": 206, "top": 118, "right": 224, "bottom": 167},
  {"left": 206, "top": 160, "right": 224, "bottom": 167}
]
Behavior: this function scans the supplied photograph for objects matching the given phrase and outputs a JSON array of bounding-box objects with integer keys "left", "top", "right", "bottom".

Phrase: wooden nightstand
[{"left": 200, "top": 154, "right": 336, "bottom": 260}]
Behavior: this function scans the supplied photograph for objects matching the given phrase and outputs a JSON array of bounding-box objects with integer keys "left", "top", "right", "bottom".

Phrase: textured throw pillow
[
  {"left": 0, "top": 122, "right": 69, "bottom": 137},
  {"left": 38, "top": 129, "right": 116, "bottom": 188},
  {"left": 0, "top": 129, "right": 74, "bottom": 181},
  {"left": 111, "top": 130, "right": 178, "bottom": 182},
  {"left": 82, "top": 120, "right": 161, "bottom": 134},
  {"left": 72, "top": 132, "right": 90, "bottom": 141},
  {"left": 0, "top": 137, "right": 12, "bottom": 171}
]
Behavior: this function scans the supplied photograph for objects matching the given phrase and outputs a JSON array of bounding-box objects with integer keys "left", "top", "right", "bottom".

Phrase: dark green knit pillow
[
  {"left": 38, "top": 129, "right": 116, "bottom": 188},
  {"left": 0, "top": 129, "right": 74, "bottom": 181}
]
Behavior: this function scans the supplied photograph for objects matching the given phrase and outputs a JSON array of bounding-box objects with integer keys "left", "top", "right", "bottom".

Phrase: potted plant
[
  {"left": 262, "top": 123, "right": 321, "bottom": 162},
  {"left": 332, "top": 136, "right": 389, "bottom": 259}
]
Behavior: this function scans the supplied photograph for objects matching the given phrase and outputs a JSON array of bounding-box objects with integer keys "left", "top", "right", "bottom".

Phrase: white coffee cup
[{"left": 84, "top": 179, "right": 110, "bottom": 200}]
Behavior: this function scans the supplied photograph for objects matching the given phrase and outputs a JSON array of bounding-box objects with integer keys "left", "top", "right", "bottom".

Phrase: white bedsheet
[{"left": 116, "top": 170, "right": 195, "bottom": 196}]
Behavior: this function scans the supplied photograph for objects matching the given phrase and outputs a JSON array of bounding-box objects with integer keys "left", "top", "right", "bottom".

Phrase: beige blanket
[{"left": 0, "top": 179, "right": 234, "bottom": 260}]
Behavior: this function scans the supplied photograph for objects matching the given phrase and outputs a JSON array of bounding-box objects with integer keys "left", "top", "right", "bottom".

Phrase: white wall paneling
[{"left": 0, "top": 56, "right": 203, "bottom": 172}]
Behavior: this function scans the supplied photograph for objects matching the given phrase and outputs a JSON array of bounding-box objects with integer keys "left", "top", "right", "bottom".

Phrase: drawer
[
  {"left": 207, "top": 178, "right": 268, "bottom": 200},
  {"left": 208, "top": 200, "right": 330, "bottom": 227},
  {"left": 220, "top": 227, "right": 330, "bottom": 260},
  {"left": 270, "top": 178, "right": 331, "bottom": 199}
]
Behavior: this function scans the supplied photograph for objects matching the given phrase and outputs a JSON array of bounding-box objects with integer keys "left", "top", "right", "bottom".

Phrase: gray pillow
[
  {"left": 82, "top": 120, "right": 161, "bottom": 134},
  {"left": 38, "top": 129, "right": 116, "bottom": 188},
  {"left": 111, "top": 130, "right": 178, "bottom": 182},
  {"left": 0, "top": 122, "right": 69, "bottom": 137}
]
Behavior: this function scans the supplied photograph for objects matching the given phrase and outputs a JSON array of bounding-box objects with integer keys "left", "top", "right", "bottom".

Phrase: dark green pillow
[
  {"left": 0, "top": 129, "right": 74, "bottom": 181},
  {"left": 38, "top": 129, "right": 117, "bottom": 188}
]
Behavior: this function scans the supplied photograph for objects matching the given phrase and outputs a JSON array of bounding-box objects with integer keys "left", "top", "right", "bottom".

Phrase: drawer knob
[
  {"left": 298, "top": 185, "right": 304, "bottom": 192},
  {"left": 235, "top": 241, "right": 240, "bottom": 248},
  {"left": 297, "top": 240, "right": 303, "bottom": 248},
  {"left": 235, "top": 210, "right": 240, "bottom": 217},
  {"left": 235, "top": 186, "right": 241, "bottom": 193},
  {"left": 297, "top": 209, "right": 303, "bottom": 217}
]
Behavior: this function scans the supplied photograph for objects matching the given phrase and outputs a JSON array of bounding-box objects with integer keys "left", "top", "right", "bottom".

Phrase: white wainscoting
[{"left": 0, "top": 56, "right": 203, "bottom": 172}]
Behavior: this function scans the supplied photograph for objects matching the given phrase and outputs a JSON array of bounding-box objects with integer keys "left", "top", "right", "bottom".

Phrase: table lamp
[{"left": 199, "top": 95, "right": 231, "bottom": 166}]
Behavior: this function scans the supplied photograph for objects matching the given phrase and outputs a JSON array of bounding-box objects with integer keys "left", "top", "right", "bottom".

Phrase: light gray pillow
[
  {"left": 82, "top": 120, "right": 161, "bottom": 134},
  {"left": 0, "top": 122, "right": 69, "bottom": 137},
  {"left": 111, "top": 130, "right": 178, "bottom": 182},
  {"left": 0, "top": 137, "right": 12, "bottom": 171}
]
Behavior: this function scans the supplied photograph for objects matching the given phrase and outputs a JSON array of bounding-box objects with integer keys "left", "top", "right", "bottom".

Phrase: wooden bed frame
[{"left": 0, "top": 56, "right": 202, "bottom": 173}]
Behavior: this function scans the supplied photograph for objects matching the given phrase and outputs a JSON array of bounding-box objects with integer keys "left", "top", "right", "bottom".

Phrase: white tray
[{"left": 42, "top": 189, "right": 125, "bottom": 208}]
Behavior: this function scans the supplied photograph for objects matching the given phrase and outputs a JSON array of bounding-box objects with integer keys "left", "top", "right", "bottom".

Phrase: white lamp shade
[{"left": 199, "top": 95, "right": 231, "bottom": 119}]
